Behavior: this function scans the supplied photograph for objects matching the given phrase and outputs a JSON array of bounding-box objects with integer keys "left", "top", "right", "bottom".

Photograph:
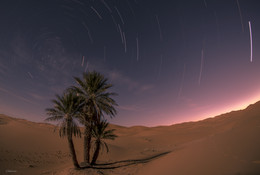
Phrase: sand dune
[{"left": 1, "top": 101, "right": 260, "bottom": 174}]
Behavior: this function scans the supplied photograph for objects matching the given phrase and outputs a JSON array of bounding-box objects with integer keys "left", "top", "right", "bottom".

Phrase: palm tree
[
  {"left": 71, "top": 71, "right": 118, "bottom": 164},
  {"left": 91, "top": 120, "right": 117, "bottom": 165},
  {"left": 45, "top": 91, "right": 82, "bottom": 169}
]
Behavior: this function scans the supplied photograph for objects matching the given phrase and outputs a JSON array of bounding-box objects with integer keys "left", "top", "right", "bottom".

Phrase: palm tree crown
[
  {"left": 45, "top": 91, "right": 82, "bottom": 137},
  {"left": 72, "top": 71, "right": 118, "bottom": 122}
]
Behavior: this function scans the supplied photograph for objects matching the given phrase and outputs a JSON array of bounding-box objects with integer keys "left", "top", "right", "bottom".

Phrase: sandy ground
[{"left": 1, "top": 101, "right": 260, "bottom": 175}]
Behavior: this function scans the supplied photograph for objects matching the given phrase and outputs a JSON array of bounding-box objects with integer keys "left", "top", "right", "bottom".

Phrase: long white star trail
[
  {"left": 91, "top": 6, "right": 103, "bottom": 20},
  {"left": 155, "top": 15, "right": 163, "bottom": 41},
  {"left": 248, "top": 21, "right": 253, "bottom": 62},
  {"left": 203, "top": 0, "right": 207, "bottom": 8},
  {"left": 101, "top": 0, "right": 112, "bottom": 13},
  {"left": 110, "top": 14, "right": 119, "bottom": 32},
  {"left": 27, "top": 72, "right": 33, "bottom": 79},
  {"left": 198, "top": 49, "right": 204, "bottom": 85},
  {"left": 82, "top": 22, "right": 93, "bottom": 44},
  {"left": 126, "top": 0, "right": 135, "bottom": 17},
  {"left": 114, "top": 6, "right": 125, "bottom": 25},
  {"left": 123, "top": 32, "right": 127, "bottom": 53},
  {"left": 118, "top": 24, "right": 124, "bottom": 43},
  {"left": 236, "top": 0, "right": 244, "bottom": 32}
]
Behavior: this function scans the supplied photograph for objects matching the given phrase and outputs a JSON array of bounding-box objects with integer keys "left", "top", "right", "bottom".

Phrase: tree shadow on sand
[{"left": 81, "top": 151, "right": 171, "bottom": 169}]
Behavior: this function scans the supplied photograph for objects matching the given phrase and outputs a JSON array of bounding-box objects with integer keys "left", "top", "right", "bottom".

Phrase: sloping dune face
[
  {"left": 137, "top": 102, "right": 260, "bottom": 175},
  {"left": 0, "top": 115, "right": 83, "bottom": 175},
  {"left": 0, "top": 101, "right": 260, "bottom": 175}
]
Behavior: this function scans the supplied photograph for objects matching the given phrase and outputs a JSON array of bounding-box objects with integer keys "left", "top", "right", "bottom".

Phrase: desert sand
[{"left": 1, "top": 101, "right": 260, "bottom": 175}]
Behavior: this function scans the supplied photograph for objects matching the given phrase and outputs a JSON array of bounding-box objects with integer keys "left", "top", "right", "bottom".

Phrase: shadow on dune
[{"left": 81, "top": 151, "right": 171, "bottom": 169}]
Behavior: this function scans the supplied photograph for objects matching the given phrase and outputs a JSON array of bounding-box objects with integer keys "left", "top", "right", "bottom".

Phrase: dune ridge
[{"left": 1, "top": 101, "right": 260, "bottom": 174}]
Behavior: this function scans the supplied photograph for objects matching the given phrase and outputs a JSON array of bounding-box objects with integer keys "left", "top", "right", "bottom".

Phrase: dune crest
[{"left": 1, "top": 101, "right": 260, "bottom": 174}]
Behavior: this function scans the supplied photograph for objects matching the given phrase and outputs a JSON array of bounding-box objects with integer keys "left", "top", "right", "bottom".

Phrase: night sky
[{"left": 0, "top": 0, "right": 260, "bottom": 126}]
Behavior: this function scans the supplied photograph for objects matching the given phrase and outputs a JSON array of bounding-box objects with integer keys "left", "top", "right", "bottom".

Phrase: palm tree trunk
[
  {"left": 67, "top": 120, "right": 80, "bottom": 169},
  {"left": 91, "top": 140, "right": 100, "bottom": 165},
  {"left": 67, "top": 136, "right": 80, "bottom": 168},
  {"left": 84, "top": 123, "right": 92, "bottom": 163},
  {"left": 83, "top": 105, "right": 94, "bottom": 164}
]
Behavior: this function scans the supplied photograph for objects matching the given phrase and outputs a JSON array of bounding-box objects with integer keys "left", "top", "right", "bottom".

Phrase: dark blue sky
[{"left": 0, "top": 0, "right": 260, "bottom": 126}]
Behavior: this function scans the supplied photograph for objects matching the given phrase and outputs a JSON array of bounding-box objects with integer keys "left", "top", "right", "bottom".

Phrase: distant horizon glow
[
  {"left": 0, "top": 94, "right": 260, "bottom": 127},
  {"left": 193, "top": 97, "right": 260, "bottom": 124}
]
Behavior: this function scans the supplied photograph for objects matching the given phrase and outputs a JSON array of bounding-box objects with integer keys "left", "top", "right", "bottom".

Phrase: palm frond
[
  {"left": 45, "top": 115, "right": 64, "bottom": 121},
  {"left": 92, "top": 120, "right": 117, "bottom": 141},
  {"left": 45, "top": 90, "right": 82, "bottom": 138},
  {"left": 103, "top": 142, "right": 109, "bottom": 153},
  {"left": 58, "top": 119, "right": 67, "bottom": 137},
  {"left": 103, "top": 129, "right": 117, "bottom": 140},
  {"left": 70, "top": 120, "right": 82, "bottom": 137},
  {"left": 74, "top": 76, "right": 87, "bottom": 91}
]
